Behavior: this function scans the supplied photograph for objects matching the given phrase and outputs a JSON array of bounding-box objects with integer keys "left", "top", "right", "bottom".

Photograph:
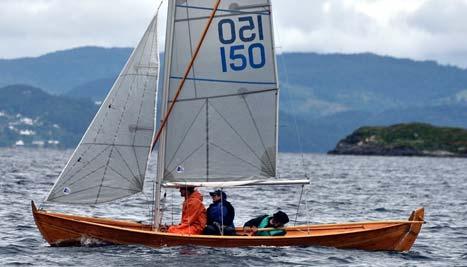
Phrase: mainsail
[
  {"left": 158, "top": 0, "right": 279, "bottom": 184},
  {"left": 46, "top": 14, "right": 160, "bottom": 204}
]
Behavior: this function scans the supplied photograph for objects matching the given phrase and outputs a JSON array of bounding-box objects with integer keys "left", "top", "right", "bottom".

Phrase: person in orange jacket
[{"left": 167, "top": 186, "right": 207, "bottom": 235}]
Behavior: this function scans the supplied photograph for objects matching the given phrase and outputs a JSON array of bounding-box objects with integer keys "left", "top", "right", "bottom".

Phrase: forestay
[
  {"left": 160, "top": 0, "right": 278, "bottom": 183},
  {"left": 46, "top": 14, "right": 160, "bottom": 204}
]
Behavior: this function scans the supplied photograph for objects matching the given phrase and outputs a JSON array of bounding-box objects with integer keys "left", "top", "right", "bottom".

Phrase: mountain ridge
[{"left": 1, "top": 47, "right": 467, "bottom": 151}]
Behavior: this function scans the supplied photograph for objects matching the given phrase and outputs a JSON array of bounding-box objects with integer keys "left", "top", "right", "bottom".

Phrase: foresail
[
  {"left": 46, "top": 14, "right": 159, "bottom": 204},
  {"left": 160, "top": 0, "right": 278, "bottom": 183}
]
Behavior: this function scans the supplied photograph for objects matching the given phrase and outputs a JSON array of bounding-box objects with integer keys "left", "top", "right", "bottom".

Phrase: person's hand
[
  {"left": 244, "top": 226, "right": 257, "bottom": 236},
  {"left": 159, "top": 225, "right": 168, "bottom": 232}
]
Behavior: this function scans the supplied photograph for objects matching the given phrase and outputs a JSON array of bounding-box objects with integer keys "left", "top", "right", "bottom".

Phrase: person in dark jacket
[
  {"left": 203, "top": 189, "right": 236, "bottom": 235},
  {"left": 243, "top": 211, "right": 289, "bottom": 236}
]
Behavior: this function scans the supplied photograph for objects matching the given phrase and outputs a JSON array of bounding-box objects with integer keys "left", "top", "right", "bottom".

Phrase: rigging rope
[{"left": 294, "top": 184, "right": 305, "bottom": 226}]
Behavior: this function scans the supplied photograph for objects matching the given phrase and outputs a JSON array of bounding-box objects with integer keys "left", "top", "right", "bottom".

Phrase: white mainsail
[
  {"left": 158, "top": 0, "right": 279, "bottom": 184},
  {"left": 46, "top": 14, "right": 160, "bottom": 204}
]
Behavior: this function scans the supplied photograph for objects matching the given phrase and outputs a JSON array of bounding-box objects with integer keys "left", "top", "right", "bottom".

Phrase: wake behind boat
[{"left": 32, "top": 0, "right": 424, "bottom": 251}]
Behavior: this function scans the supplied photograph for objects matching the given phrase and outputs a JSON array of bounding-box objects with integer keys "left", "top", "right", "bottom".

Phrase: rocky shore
[{"left": 328, "top": 123, "right": 467, "bottom": 157}]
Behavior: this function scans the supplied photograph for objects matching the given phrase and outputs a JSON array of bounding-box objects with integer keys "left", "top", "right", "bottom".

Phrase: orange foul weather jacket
[{"left": 168, "top": 191, "right": 207, "bottom": 235}]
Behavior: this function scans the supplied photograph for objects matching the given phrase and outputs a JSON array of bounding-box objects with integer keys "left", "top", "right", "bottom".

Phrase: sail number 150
[{"left": 218, "top": 15, "right": 266, "bottom": 72}]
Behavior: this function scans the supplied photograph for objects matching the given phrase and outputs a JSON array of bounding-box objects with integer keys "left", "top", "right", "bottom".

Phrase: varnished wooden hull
[{"left": 32, "top": 201, "right": 424, "bottom": 251}]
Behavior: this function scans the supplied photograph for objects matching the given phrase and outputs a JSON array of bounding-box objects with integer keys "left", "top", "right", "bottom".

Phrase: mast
[
  {"left": 154, "top": 0, "right": 175, "bottom": 229},
  {"left": 269, "top": 1, "right": 280, "bottom": 179},
  {"left": 153, "top": 0, "right": 223, "bottom": 229}
]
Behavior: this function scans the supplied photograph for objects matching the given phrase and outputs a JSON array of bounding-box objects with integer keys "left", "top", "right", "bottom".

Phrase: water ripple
[{"left": 1, "top": 149, "right": 466, "bottom": 266}]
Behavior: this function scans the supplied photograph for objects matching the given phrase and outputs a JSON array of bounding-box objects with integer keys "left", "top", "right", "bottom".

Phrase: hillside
[
  {"left": 0, "top": 85, "right": 97, "bottom": 147},
  {"left": 1, "top": 47, "right": 467, "bottom": 151},
  {"left": 0, "top": 47, "right": 129, "bottom": 94},
  {"left": 329, "top": 123, "right": 467, "bottom": 157}
]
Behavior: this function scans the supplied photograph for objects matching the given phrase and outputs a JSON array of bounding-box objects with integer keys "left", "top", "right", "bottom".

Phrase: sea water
[{"left": 1, "top": 148, "right": 466, "bottom": 266}]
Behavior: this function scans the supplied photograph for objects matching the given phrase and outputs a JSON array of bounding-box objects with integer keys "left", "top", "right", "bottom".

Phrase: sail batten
[
  {"left": 46, "top": 13, "right": 160, "bottom": 204},
  {"left": 160, "top": 0, "right": 278, "bottom": 184}
]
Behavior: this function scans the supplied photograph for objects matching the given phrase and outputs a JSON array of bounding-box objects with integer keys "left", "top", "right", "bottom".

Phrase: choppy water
[{"left": 1, "top": 148, "right": 466, "bottom": 266}]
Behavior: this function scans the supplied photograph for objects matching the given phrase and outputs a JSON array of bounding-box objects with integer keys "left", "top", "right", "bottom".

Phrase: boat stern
[{"left": 394, "top": 207, "right": 425, "bottom": 251}]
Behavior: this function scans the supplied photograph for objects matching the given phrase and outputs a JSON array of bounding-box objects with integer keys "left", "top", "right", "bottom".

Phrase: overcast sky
[{"left": 1, "top": 0, "right": 467, "bottom": 68}]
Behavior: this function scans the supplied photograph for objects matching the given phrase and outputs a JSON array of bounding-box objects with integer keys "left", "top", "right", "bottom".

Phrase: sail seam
[
  {"left": 166, "top": 143, "right": 206, "bottom": 178},
  {"left": 185, "top": 0, "right": 199, "bottom": 98},
  {"left": 49, "top": 185, "right": 139, "bottom": 202},
  {"left": 54, "top": 145, "right": 111, "bottom": 191},
  {"left": 95, "top": 25, "right": 154, "bottom": 203},
  {"left": 175, "top": 4, "right": 270, "bottom": 16},
  {"left": 131, "top": 20, "right": 158, "bottom": 181},
  {"left": 165, "top": 101, "right": 207, "bottom": 171},
  {"left": 242, "top": 96, "right": 275, "bottom": 175},
  {"left": 120, "top": 73, "right": 159, "bottom": 78},
  {"left": 168, "top": 88, "right": 277, "bottom": 103},
  {"left": 209, "top": 142, "right": 265, "bottom": 173},
  {"left": 170, "top": 76, "right": 277, "bottom": 85},
  {"left": 49, "top": 165, "right": 107, "bottom": 200},
  {"left": 208, "top": 101, "right": 270, "bottom": 169},
  {"left": 114, "top": 147, "right": 140, "bottom": 188},
  {"left": 107, "top": 165, "right": 141, "bottom": 190},
  {"left": 80, "top": 143, "right": 150, "bottom": 148}
]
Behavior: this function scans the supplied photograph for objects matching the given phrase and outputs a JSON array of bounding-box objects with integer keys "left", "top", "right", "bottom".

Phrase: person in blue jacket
[
  {"left": 203, "top": 189, "right": 236, "bottom": 235},
  {"left": 243, "top": 211, "right": 289, "bottom": 236}
]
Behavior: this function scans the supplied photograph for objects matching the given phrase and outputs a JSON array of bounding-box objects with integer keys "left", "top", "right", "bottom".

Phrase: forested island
[{"left": 329, "top": 123, "right": 467, "bottom": 157}]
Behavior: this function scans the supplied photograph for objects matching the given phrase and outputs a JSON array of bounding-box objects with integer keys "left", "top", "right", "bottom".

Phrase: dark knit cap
[{"left": 273, "top": 211, "right": 289, "bottom": 224}]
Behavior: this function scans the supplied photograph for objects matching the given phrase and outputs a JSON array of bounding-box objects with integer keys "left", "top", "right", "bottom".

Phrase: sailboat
[{"left": 32, "top": 0, "right": 424, "bottom": 251}]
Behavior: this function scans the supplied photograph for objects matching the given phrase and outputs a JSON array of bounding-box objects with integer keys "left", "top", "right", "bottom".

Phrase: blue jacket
[{"left": 206, "top": 200, "right": 235, "bottom": 227}]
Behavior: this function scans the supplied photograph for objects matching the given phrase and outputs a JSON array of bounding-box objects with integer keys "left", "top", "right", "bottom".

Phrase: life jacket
[{"left": 256, "top": 216, "right": 286, "bottom": 236}]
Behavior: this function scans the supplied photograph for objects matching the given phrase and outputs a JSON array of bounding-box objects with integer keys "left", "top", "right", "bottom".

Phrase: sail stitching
[
  {"left": 107, "top": 165, "right": 141, "bottom": 190},
  {"left": 47, "top": 14, "right": 159, "bottom": 204},
  {"left": 80, "top": 143, "right": 150, "bottom": 148},
  {"left": 48, "top": 185, "right": 103, "bottom": 201},
  {"left": 165, "top": 101, "right": 207, "bottom": 170},
  {"left": 208, "top": 142, "right": 264, "bottom": 173},
  {"left": 208, "top": 101, "right": 270, "bottom": 169},
  {"left": 49, "top": 185, "right": 139, "bottom": 201},
  {"left": 120, "top": 73, "right": 158, "bottom": 78},
  {"left": 168, "top": 88, "right": 277, "bottom": 103},
  {"left": 94, "top": 17, "right": 157, "bottom": 203},
  {"left": 170, "top": 76, "right": 277, "bottom": 85},
  {"left": 96, "top": 186, "right": 140, "bottom": 192},
  {"left": 114, "top": 147, "right": 141, "bottom": 188},
  {"left": 130, "top": 23, "right": 158, "bottom": 181},
  {"left": 184, "top": 0, "right": 199, "bottom": 98},
  {"left": 48, "top": 165, "right": 108, "bottom": 200},
  {"left": 131, "top": 146, "right": 143, "bottom": 189},
  {"left": 66, "top": 165, "right": 108, "bottom": 188},
  {"left": 241, "top": 95, "right": 275, "bottom": 176},
  {"left": 90, "top": 9, "right": 155, "bottom": 149},
  {"left": 175, "top": 4, "right": 270, "bottom": 16},
  {"left": 166, "top": 143, "right": 205, "bottom": 178},
  {"left": 55, "top": 145, "right": 111, "bottom": 191}
]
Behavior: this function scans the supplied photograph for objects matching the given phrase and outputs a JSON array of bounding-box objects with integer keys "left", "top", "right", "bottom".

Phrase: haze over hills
[
  {"left": 0, "top": 85, "right": 97, "bottom": 148},
  {"left": 1, "top": 47, "right": 466, "bottom": 151}
]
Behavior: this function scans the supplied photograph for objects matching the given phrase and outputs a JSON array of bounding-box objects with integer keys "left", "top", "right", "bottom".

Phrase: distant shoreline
[{"left": 328, "top": 123, "right": 467, "bottom": 158}]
